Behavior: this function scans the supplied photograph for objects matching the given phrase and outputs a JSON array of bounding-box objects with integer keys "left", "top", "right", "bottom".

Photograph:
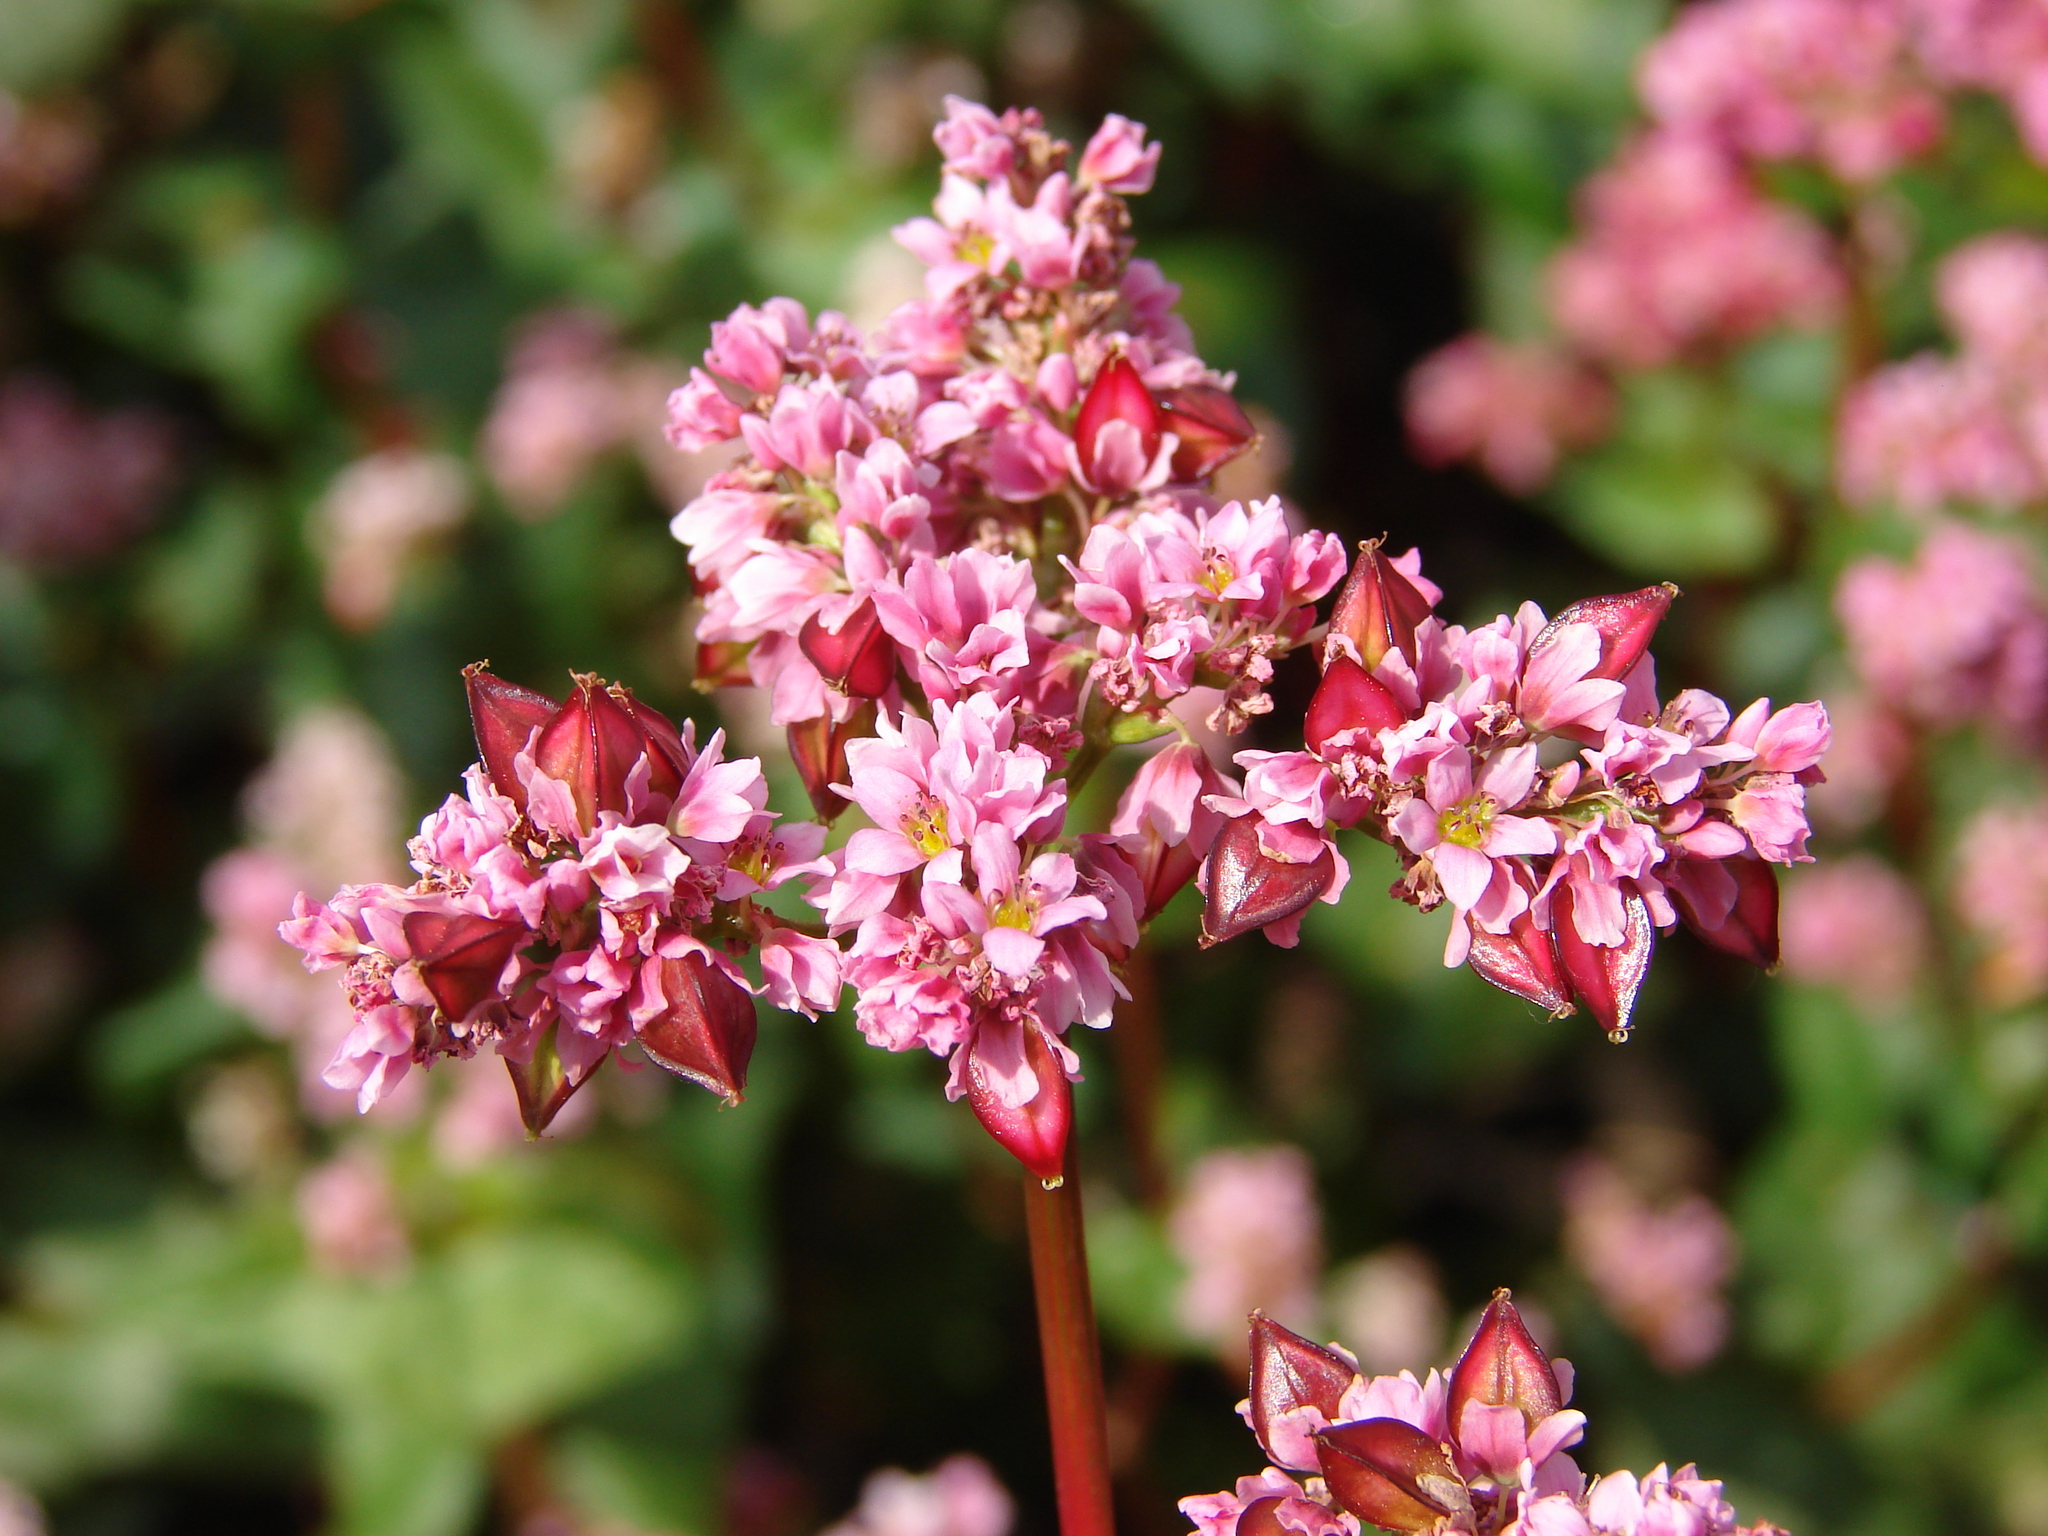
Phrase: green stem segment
[{"left": 1024, "top": 1141, "right": 1118, "bottom": 1536}]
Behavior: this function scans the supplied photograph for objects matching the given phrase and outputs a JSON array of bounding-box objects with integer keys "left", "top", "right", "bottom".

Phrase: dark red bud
[
  {"left": 506, "top": 1024, "right": 582, "bottom": 1136},
  {"left": 1674, "top": 856, "right": 1780, "bottom": 970},
  {"left": 1466, "top": 911, "right": 1575, "bottom": 1017},
  {"left": 463, "top": 663, "right": 560, "bottom": 812},
  {"left": 1325, "top": 539, "right": 1436, "bottom": 673},
  {"left": 1158, "top": 384, "right": 1257, "bottom": 482},
  {"left": 614, "top": 688, "right": 692, "bottom": 803},
  {"left": 1074, "top": 353, "right": 1162, "bottom": 484},
  {"left": 1313, "top": 1419, "right": 1472, "bottom": 1532},
  {"left": 1531, "top": 583, "right": 1679, "bottom": 682},
  {"left": 799, "top": 599, "right": 897, "bottom": 699},
  {"left": 637, "top": 951, "right": 758, "bottom": 1105},
  {"left": 1231, "top": 1498, "right": 1292, "bottom": 1536},
  {"left": 695, "top": 638, "right": 755, "bottom": 690},
  {"left": 1305, "top": 655, "right": 1409, "bottom": 756},
  {"left": 1247, "top": 1312, "right": 1358, "bottom": 1466},
  {"left": 402, "top": 911, "right": 529, "bottom": 1023},
  {"left": 1448, "top": 1290, "right": 1563, "bottom": 1438},
  {"left": 787, "top": 703, "right": 876, "bottom": 822},
  {"left": 533, "top": 674, "right": 658, "bottom": 833},
  {"left": 964, "top": 1020, "right": 1072, "bottom": 1185},
  {"left": 1200, "top": 816, "right": 1336, "bottom": 949},
  {"left": 1551, "top": 887, "right": 1655, "bottom": 1042}
]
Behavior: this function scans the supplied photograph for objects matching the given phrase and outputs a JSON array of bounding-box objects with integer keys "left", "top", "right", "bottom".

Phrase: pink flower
[
  {"left": 310, "top": 448, "right": 469, "bottom": 631},
  {"left": 665, "top": 368, "right": 745, "bottom": 450},
  {"left": 1638, "top": 0, "right": 1943, "bottom": 182},
  {"left": 1078, "top": 114, "right": 1161, "bottom": 192},
  {"left": 1938, "top": 232, "right": 2048, "bottom": 373},
  {"left": 1405, "top": 336, "right": 1615, "bottom": 494},
  {"left": 1780, "top": 855, "right": 1928, "bottom": 1010},
  {"left": 1561, "top": 1155, "right": 1736, "bottom": 1374},
  {"left": 1180, "top": 1471, "right": 1358, "bottom": 1536},
  {"left": 823, "top": 1457, "right": 1015, "bottom": 1536},
  {"left": 1170, "top": 1145, "right": 1325, "bottom": 1362},
  {"left": 1387, "top": 743, "right": 1556, "bottom": 930},
  {"left": 297, "top": 1152, "right": 411, "bottom": 1278},
  {"left": 873, "top": 548, "right": 1041, "bottom": 702},
  {"left": 480, "top": 309, "right": 628, "bottom": 519},
  {"left": 741, "top": 378, "right": 875, "bottom": 479},
  {"left": 1954, "top": 796, "right": 2048, "bottom": 1004},
  {"left": 706, "top": 298, "right": 811, "bottom": 395},
  {"left": 1837, "top": 355, "right": 2042, "bottom": 514}
]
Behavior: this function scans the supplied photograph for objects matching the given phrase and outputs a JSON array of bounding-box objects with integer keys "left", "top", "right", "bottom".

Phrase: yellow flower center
[
  {"left": 991, "top": 892, "right": 1036, "bottom": 930},
  {"left": 959, "top": 231, "right": 996, "bottom": 268},
  {"left": 906, "top": 798, "right": 950, "bottom": 858},
  {"left": 1438, "top": 797, "right": 1494, "bottom": 850}
]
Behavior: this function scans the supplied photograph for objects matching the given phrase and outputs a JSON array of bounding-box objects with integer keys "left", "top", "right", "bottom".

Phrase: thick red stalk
[{"left": 1024, "top": 1140, "right": 1117, "bottom": 1536}]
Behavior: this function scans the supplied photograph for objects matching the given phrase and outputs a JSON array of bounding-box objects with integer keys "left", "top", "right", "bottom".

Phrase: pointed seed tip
[{"left": 1041, "top": 1174, "right": 1064, "bottom": 1191}]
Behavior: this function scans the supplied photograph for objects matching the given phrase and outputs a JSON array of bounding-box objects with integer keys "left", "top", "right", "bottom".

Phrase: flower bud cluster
[
  {"left": 280, "top": 666, "right": 839, "bottom": 1130},
  {"left": 1200, "top": 549, "right": 1829, "bottom": 1039},
  {"left": 1181, "top": 1295, "right": 1783, "bottom": 1536}
]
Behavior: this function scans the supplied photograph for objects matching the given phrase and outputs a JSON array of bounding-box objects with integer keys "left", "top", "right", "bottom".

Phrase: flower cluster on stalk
[
  {"left": 1199, "top": 547, "right": 1829, "bottom": 1039},
  {"left": 281, "top": 666, "right": 838, "bottom": 1130},
  {"left": 1181, "top": 1294, "right": 1784, "bottom": 1536}
]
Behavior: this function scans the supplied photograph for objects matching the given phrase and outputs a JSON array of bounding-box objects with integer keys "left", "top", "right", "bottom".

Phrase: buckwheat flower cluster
[
  {"left": 1181, "top": 1295, "right": 1784, "bottom": 1536},
  {"left": 664, "top": 99, "right": 1341, "bottom": 1176},
  {"left": 1779, "top": 854, "right": 1930, "bottom": 1011},
  {"left": 1199, "top": 546, "right": 1828, "bottom": 1039},
  {"left": 281, "top": 666, "right": 840, "bottom": 1131},
  {"left": 1953, "top": 797, "right": 2048, "bottom": 1005},
  {"left": 1170, "top": 1145, "right": 1325, "bottom": 1360},
  {"left": 1838, "top": 233, "right": 2048, "bottom": 515},
  {"left": 1403, "top": 339, "right": 1614, "bottom": 497},
  {"left": 1906, "top": 0, "right": 2048, "bottom": 163},
  {"left": 823, "top": 1456, "right": 1014, "bottom": 1536},
  {"left": 308, "top": 446, "right": 469, "bottom": 631},
  {"left": 1548, "top": 131, "right": 1842, "bottom": 373},
  {"left": 1833, "top": 520, "right": 2048, "bottom": 740},
  {"left": 1639, "top": 0, "right": 1944, "bottom": 184}
]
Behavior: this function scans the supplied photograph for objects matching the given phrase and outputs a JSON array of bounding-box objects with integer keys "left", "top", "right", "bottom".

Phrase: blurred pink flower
[
  {"left": 1560, "top": 1154, "right": 1736, "bottom": 1373},
  {"left": 1548, "top": 131, "right": 1841, "bottom": 369},
  {"left": 1640, "top": 0, "right": 1943, "bottom": 183},
  {"left": 0, "top": 375, "right": 175, "bottom": 570},
  {"left": 1404, "top": 335, "right": 1614, "bottom": 494},
  {"left": 480, "top": 310, "right": 631, "bottom": 519},
  {"left": 1780, "top": 854, "right": 1929, "bottom": 1010},
  {"left": 1326, "top": 1244, "right": 1447, "bottom": 1376},
  {"left": 1834, "top": 521, "right": 2048, "bottom": 738},
  {"left": 1955, "top": 797, "right": 2048, "bottom": 1004},
  {"left": 1804, "top": 690, "right": 1910, "bottom": 833},
  {"left": 297, "top": 1152, "right": 411, "bottom": 1278},
  {"left": 1836, "top": 354, "right": 2040, "bottom": 514},
  {"left": 823, "top": 1457, "right": 1014, "bottom": 1536},
  {"left": 1905, "top": 0, "right": 2048, "bottom": 161},
  {"left": 309, "top": 447, "right": 469, "bottom": 630},
  {"left": 1169, "top": 1145, "right": 1323, "bottom": 1360}
]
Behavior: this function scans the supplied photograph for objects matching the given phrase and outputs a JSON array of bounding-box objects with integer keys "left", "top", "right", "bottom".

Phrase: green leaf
[{"left": 92, "top": 975, "right": 252, "bottom": 1105}]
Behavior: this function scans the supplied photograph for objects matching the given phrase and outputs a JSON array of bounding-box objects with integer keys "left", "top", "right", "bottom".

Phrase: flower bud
[
  {"left": 1313, "top": 1419, "right": 1472, "bottom": 1533},
  {"left": 787, "top": 703, "right": 877, "bottom": 821},
  {"left": 1551, "top": 888, "right": 1654, "bottom": 1042},
  {"left": 402, "top": 911, "right": 529, "bottom": 1023},
  {"left": 463, "top": 663, "right": 560, "bottom": 812},
  {"left": 964, "top": 1019, "right": 1072, "bottom": 1185},
  {"left": 694, "top": 638, "right": 755, "bottom": 691},
  {"left": 613, "top": 687, "right": 694, "bottom": 804},
  {"left": 1200, "top": 816, "right": 1337, "bottom": 949},
  {"left": 637, "top": 950, "right": 758, "bottom": 1105},
  {"left": 1074, "top": 354, "right": 1162, "bottom": 494},
  {"left": 1158, "top": 384, "right": 1256, "bottom": 482},
  {"left": 1247, "top": 1313, "right": 1358, "bottom": 1469},
  {"left": 1324, "top": 540, "right": 1436, "bottom": 673},
  {"left": 1530, "top": 584, "right": 1678, "bottom": 682},
  {"left": 506, "top": 1025, "right": 581, "bottom": 1136},
  {"left": 1466, "top": 911, "right": 1575, "bottom": 1017},
  {"left": 1304, "top": 654, "right": 1408, "bottom": 756},
  {"left": 1673, "top": 855, "right": 1780, "bottom": 970},
  {"left": 799, "top": 598, "right": 897, "bottom": 699},
  {"left": 1447, "top": 1289, "right": 1564, "bottom": 1435},
  {"left": 533, "top": 673, "right": 652, "bottom": 833},
  {"left": 1231, "top": 1497, "right": 1292, "bottom": 1536}
]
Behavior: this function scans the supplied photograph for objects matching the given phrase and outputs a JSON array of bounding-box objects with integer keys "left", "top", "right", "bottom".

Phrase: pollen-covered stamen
[
  {"left": 1438, "top": 795, "right": 1497, "bottom": 849},
  {"left": 904, "top": 795, "right": 951, "bottom": 857}
]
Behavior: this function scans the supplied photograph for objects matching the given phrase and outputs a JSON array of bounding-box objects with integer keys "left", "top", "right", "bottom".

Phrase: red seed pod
[
  {"left": 1530, "top": 583, "right": 1679, "bottom": 682},
  {"left": 799, "top": 598, "right": 897, "bottom": 700},
  {"left": 1074, "top": 353, "right": 1162, "bottom": 490},
  {"left": 1304, "top": 654, "right": 1409, "bottom": 757},
  {"left": 1200, "top": 816, "right": 1337, "bottom": 949},
  {"left": 1247, "top": 1313, "right": 1359, "bottom": 1469},
  {"left": 1551, "top": 886, "right": 1655, "bottom": 1041},
  {"left": 694, "top": 638, "right": 755, "bottom": 691},
  {"left": 613, "top": 687, "right": 694, "bottom": 804},
  {"left": 786, "top": 703, "right": 877, "bottom": 822},
  {"left": 401, "top": 911, "right": 530, "bottom": 1024},
  {"left": 1466, "top": 911, "right": 1576, "bottom": 1017},
  {"left": 463, "top": 663, "right": 560, "bottom": 812},
  {"left": 1672, "top": 855, "right": 1781, "bottom": 970},
  {"left": 1448, "top": 1288, "right": 1564, "bottom": 1435},
  {"left": 1231, "top": 1498, "right": 1292, "bottom": 1536},
  {"left": 1324, "top": 539, "right": 1437, "bottom": 674},
  {"left": 1157, "top": 383, "right": 1257, "bottom": 481},
  {"left": 530, "top": 674, "right": 648, "bottom": 833},
  {"left": 637, "top": 950, "right": 758, "bottom": 1105},
  {"left": 964, "top": 1019, "right": 1072, "bottom": 1185},
  {"left": 1313, "top": 1419, "right": 1473, "bottom": 1532}
]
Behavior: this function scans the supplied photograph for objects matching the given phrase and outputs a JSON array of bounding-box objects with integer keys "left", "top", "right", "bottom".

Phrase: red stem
[{"left": 1024, "top": 1140, "right": 1118, "bottom": 1536}]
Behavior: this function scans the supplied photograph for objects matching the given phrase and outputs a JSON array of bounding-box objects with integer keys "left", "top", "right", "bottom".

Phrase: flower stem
[{"left": 1024, "top": 1140, "right": 1117, "bottom": 1536}]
